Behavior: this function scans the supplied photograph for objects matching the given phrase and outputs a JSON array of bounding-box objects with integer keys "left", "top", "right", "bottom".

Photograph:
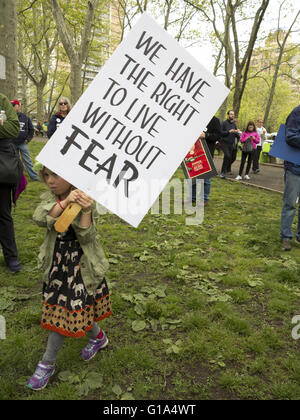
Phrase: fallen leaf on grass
[
  {"left": 131, "top": 320, "right": 147, "bottom": 332},
  {"left": 112, "top": 385, "right": 122, "bottom": 397},
  {"left": 247, "top": 279, "right": 264, "bottom": 288}
]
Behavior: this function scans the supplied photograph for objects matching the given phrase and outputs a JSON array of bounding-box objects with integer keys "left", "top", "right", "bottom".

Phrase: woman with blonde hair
[{"left": 47, "top": 97, "right": 71, "bottom": 139}]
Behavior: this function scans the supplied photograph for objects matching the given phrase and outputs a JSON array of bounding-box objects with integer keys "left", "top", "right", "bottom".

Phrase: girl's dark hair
[
  {"left": 245, "top": 121, "right": 257, "bottom": 132},
  {"left": 39, "top": 166, "right": 50, "bottom": 183}
]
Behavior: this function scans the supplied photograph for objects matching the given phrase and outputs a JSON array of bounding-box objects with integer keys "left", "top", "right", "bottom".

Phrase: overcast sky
[{"left": 187, "top": 0, "right": 300, "bottom": 73}]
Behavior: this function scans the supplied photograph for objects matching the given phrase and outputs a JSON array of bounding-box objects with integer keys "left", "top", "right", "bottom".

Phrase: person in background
[
  {"left": 235, "top": 121, "right": 260, "bottom": 180},
  {"left": 252, "top": 118, "right": 267, "bottom": 174},
  {"left": 36, "top": 122, "right": 44, "bottom": 137},
  {"left": 227, "top": 118, "right": 242, "bottom": 175},
  {"left": 47, "top": 97, "right": 71, "bottom": 139},
  {"left": 42, "top": 121, "right": 48, "bottom": 137},
  {"left": 280, "top": 105, "right": 300, "bottom": 251},
  {"left": 0, "top": 93, "right": 22, "bottom": 273},
  {"left": 220, "top": 110, "right": 240, "bottom": 179},
  {"left": 10, "top": 100, "right": 40, "bottom": 181},
  {"left": 193, "top": 116, "right": 221, "bottom": 205}
]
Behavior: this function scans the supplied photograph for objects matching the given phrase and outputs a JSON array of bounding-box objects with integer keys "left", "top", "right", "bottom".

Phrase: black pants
[
  {"left": 228, "top": 147, "right": 238, "bottom": 172},
  {"left": 221, "top": 143, "right": 233, "bottom": 174},
  {"left": 239, "top": 152, "right": 254, "bottom": 176},
  {"left": 0, "top": 184, "right": 18, "bottom": 263},
  {"left": 252, "top": 146, "right": 262, "bottom": 171}
]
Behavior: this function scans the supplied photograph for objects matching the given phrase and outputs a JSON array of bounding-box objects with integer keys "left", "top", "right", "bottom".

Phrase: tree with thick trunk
[
  {"left": 18, "top": 1, "right": 58, "bottom": 123},
  {"left": 231, "top": 0, "right": 270, "bottom": 117},
  {"left": 49, "top": 0, "right": 99, "bottom": 105},
  {"left": 0, "top": 0, "right": 18, "bottom": 98}
]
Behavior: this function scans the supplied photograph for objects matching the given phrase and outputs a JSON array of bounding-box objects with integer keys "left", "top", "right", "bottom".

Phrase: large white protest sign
[{"left": 37, "top": 13, "right": 229, "bottom": 227}]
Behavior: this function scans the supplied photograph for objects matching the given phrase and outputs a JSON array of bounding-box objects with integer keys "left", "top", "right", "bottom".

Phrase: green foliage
[
  {"left": 17, "top": 0, "right": 114, "bottom": 118},
  {"left": 226, "top": 75, "right": 298, "bottom": 132},
  {"left": 1, "top": 140, "right": 300, "bottom": 400},
  {"left": 58, "top": 370, "right": 103, "bottom": 396}
]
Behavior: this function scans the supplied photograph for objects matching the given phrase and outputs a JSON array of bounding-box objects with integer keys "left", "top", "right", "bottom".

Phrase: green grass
[{"left": 1, "top": 139, "right": 300, "bottom": 400}]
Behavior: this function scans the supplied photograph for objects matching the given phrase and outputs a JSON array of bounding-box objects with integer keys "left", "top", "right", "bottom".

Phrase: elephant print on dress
[
  {"left": 56, "top": 252, "right": 62, "bottom": 265},
  {"left": 71, "top": 251, "right": 79, "bottom": 262},
  {"left": 67, "top": 276, "right": 74, "bottom": 289},
  {"left": 71, "top": 299, "right": 82, "bottom": 310},
  {"left": 74, "top": 283, "right": 85, "bottom": 297},
  {"left": 58, "top": 294, "right": 67, "bottom": 306},
  {"left": 52, "top": 279, "right": 63, "bottom": 289},
  {"left": 45, "top": 291, "right": 55, "bottom": 302},
  {"left": 50, "top": 266, "right": 58, "bottom": 277}
]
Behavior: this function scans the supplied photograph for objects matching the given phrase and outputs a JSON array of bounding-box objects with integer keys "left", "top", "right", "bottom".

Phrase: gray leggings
[{"left": 42, "top": 323, "right": 100, "bottom": 365}]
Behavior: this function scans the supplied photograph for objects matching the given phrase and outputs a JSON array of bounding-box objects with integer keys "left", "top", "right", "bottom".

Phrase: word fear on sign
[{"left": 36, "top": 13, "right": 229, "bottom": 227}]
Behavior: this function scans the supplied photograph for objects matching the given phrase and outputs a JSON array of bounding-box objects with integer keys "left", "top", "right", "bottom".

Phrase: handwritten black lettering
[{"left": 135, "top": 31, "right": 167, "bottom": 64}]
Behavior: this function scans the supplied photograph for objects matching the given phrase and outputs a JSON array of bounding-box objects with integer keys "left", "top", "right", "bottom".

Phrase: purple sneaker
[
  {"left": 27, "top": 361, "right": 55, "bottom": 391},
  {"left": 81, "top": 332, "right": 108, "bottom": 361},
  {"left": 7, "top": 260, "right": 22, "bottom": 273}
]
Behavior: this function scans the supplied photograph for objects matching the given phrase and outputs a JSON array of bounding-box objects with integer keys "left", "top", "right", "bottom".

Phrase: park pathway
[
  {"left": 33, "top": 137, "right": 285, "bottom": 194},
  {"left": 213, "top": 156, "right": 285, "bottom": 194}
]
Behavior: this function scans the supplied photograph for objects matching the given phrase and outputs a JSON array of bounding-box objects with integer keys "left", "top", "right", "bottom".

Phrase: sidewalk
[
  {"left": 33, "top": 137, "right": 285, "bottom": 194},
  {"left": 213, "top": 156, "right": 285, "bottom": 194}
]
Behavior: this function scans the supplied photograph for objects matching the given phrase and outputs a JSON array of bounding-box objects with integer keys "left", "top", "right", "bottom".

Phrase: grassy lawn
[{"left": 0, "top": 139, "right": 300, "bottom": 400}]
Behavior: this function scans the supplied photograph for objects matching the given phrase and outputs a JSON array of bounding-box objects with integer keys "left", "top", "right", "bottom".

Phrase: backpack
[{"left": 242, "top": 138, "right": 253, "bottom": 153}]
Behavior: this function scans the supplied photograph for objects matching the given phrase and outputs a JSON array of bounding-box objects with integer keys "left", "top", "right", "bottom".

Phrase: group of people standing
[
  {"left": 191, "top": 105, "right": 300, "bottom": 253},
  {"left": 189, "top": 111, "right": 267, "bottom": 205},
  {"left": 219, "top": 110, "right": 267, "bottom": 181}
]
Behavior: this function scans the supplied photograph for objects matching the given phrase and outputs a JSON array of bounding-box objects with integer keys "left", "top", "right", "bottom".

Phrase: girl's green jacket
[{"left": 33, "top": 191, "right": 109, "bottom": 293}]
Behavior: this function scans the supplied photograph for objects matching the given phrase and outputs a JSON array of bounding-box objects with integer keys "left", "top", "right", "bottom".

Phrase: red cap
[{"left": 10, "top": 100, "right": 20, "bottom": 106}]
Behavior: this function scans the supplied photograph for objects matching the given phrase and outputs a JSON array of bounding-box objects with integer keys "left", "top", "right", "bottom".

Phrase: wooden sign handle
[{"left": 54, "top": 202, "right": 82, "bottom": 233}]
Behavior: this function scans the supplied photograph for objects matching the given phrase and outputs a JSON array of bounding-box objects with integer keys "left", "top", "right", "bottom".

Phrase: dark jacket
[
  {"left": 47, "top": 113, "right": 65, "bottom": 139},
  {"left": 12, "top": 112, "right": 34, "bottom": 146},
  {"left": 221, "top": 118, "right": 239, "bottom": 145},
  {"left": 284, "top": 105, "right": 300, "bottom": 175},
  {"left": 204, "top": 116, "right": 221, "bottom": 157}
]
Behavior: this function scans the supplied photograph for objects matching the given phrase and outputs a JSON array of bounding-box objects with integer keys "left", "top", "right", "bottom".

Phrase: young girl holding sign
[{"left": 27, "top": 167, "right": 111, "bottom": 391}]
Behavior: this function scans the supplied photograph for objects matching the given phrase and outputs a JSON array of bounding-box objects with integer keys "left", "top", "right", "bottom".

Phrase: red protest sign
[{"left": 181, "top": 138, "right": 217, "bottom": 179}]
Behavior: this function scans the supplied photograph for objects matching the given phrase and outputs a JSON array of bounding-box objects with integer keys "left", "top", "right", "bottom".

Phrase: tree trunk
[
  {"left": 231, "top": 0, "right": 270, "bottom": 116},
  {"left": 0, "top": 0, "right": 17, "bottom": 98},
  {"left": 219, "top": 98, "right": 229, "bottom": 122},
  {"left": 18, "top": 1, "right": 58, "bottom": 120},
  {"left": 217, "top": 2, "right": 234, "bottom": 121},
  {"left": 263, "top": 53, "right": 283, "bottom": 127},
  {"left": 18, "top": 33, "right": 28, "bottom": 113},
  {"left": 36, "top": 83, "right": 45, "bottom": 123},
  {"left": 50, "top": 0, "right": 99, "bottom": 105},
  {"left": 70, "top": 61, "right": 83, "bottom": 106}
]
